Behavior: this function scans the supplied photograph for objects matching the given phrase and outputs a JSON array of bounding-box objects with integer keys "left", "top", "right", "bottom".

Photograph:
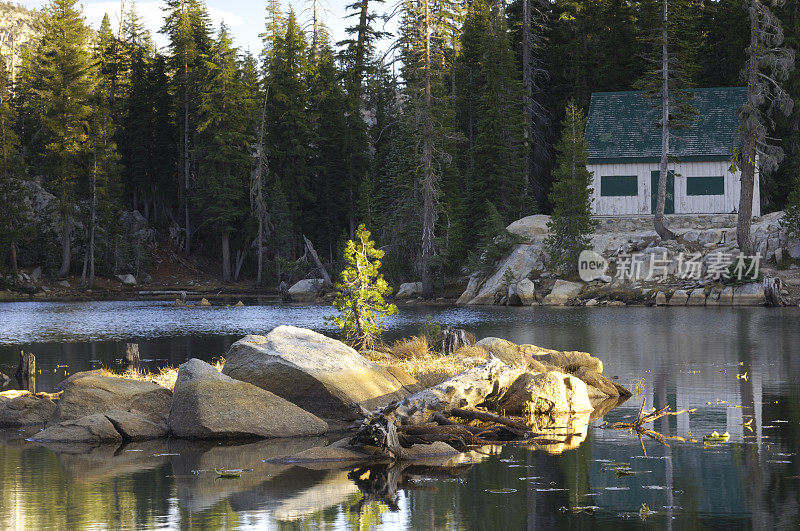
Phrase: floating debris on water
[
  {"left": 639, "top": 502, "right": 657, "bottom": 520},
  {"left": 215, "top": 469, "right": 242, "bottom": 479},
  {"left": 559, "top": 505, "right": 600, "bottom": 514},
  {"left": 703, "top": 431, "right": 730, "bottom": 442}
]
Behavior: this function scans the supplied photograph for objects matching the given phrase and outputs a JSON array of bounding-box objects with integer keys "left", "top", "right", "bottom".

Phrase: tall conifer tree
[
  {"left": 0, "top": 59, "right": 25, "bottom": 275},
  {"left": 27, "top": 0, "right": 96, "bottom": 277},
  {"left": 195, "top": 25, "right": 252, "bottom": 281}
]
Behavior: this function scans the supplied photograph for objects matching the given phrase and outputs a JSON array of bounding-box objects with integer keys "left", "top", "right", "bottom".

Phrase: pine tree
[
  {"left": 194, "top": 25, "right": 252, "bottom": 282},
  {"left": 260, "top": 0, "right": 285, "bottom": 73},
  {"left": 308, "top": 36, "right": 350, "bottom": 261},
  {"left": 96, "top": 14, "right": 128, "bottom": 112},
  {"left": 399, "top": 0, "right": 462, "bottom": 298},
  {"left": 83, "top": 55, "right": 121, "bottom": 288},
  {"left": 508, "top": 0, "right": 553, "bottom": 209},
  {"left": 637, "top": 0, "right": 700, "bottom": 240},
  {"left": 735, "top": 0, "right": 795, "bottom": 254},
  {"left": 162, "top": 0, "right": 213, "bottom": 255},
  {"left": 0, "top": 58, "right": 26, "bottom": 275},
  {"left": 544, "top": 100, "right": 596, "bottom": 274},
  {"left": 265, "top": 9, "right": 314, "bottom": 249},
  {"left": 341, "top": 0, "right": 386, "bottom": 237},
  {"left": 468, "top": 1, "right": 526, "bottom": 244},
  {"left": 697, "top": 0, "right": 749, "bottom": 87},
  {"left": 769, "top": 0, "right": 800, "bottom": 212},
  {"left": 328, "top": 224, "right": 397, "bottom": 350},
  {"left": 26, "top": 0, "right": 96, "bottom": 278}
]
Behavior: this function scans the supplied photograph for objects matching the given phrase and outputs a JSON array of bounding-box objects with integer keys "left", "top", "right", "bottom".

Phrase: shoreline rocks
[
  {"left": 51, "top": 371, "right": 172, "bottom": 426},
  {"left": 0, "top": 391, "right": 58, "bottom": 427},
  {"left": 494, "top": 371, "right": 593, "bottom": 416},
  {"left": 222, "top": 326, "right": 415, "bottom": 420},
  {"left": 169, "top": 359, "right": 328, "bottom": 439},
  {"left": 543, "top": 280, "right": 584, "bottom": 306},
  {"left": 459, "top": 211, "right": 798, "bottom": 307},
  {"left": 395, "top": 282, "right": 423, "bottom": 300},
  {"left": 287, "top": 279, "right": 326, "bottom": 302}
]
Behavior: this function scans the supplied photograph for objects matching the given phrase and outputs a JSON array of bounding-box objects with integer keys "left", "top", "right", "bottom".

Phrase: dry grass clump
[
  {"left": 98, "top": 357, "right": 225, "bottom": 392},
  {"left": 0, "top": 389, "right": 62, "bottom": 400},
  {"left": 388, "top": 335, "right": 430, "bottom": 359},
  {"left": 365, "top": 338, "right": 490, "bottom": 388}
]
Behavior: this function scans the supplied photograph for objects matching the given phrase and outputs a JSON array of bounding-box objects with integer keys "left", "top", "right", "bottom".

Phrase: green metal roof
[{"left": 585, "top": 87, "right": 747, "bottom": 163}]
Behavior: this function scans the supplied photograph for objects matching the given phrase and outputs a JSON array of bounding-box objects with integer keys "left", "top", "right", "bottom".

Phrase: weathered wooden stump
[
  {"left": 124, "top": 343, "right": 141, "bottom": 365},
  {"left": 440, "top": 328, "right": 471, "bottom": 356},
  {"left": 15, "top": 351, "right": 36, "bottom": 393},
  {"left": 350, "top": 414, "right": 402, "bottom": 460},
  {"left": 763, "top": 276, "right": 784, "bottom": 307}
]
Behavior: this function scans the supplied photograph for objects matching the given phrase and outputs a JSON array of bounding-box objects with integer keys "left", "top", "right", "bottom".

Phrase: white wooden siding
[{"left": 587, "top": 161, "right": 761, "bottom": 217}]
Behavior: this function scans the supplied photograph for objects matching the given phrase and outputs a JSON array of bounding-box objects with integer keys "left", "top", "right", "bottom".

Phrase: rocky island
[{"left": 0, "top": 325, "right": 630, "bottom": 461}]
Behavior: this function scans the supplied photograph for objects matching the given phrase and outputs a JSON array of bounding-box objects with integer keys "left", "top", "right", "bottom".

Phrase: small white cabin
[{"left": 584, "top": 88, "right": 760, "bottom": 217}]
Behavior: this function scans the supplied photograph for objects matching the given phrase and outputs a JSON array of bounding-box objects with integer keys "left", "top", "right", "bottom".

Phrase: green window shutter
[
  {"left": 600, "top": 175, "right": 638, "bottom": 196},
  {"left": 686, "top": 176, "right": 724, "bottom": 196}
]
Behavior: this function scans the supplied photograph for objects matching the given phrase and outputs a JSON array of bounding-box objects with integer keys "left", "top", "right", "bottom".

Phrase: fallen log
[
  {"left": 447, "top": 407, "right": 531, "bottom": 431},
  {"left": 381, "top": 356, "right": 523, "bottom": 426},
  {"left": 350, "top": 415, "right": 401, "bottom": 459},
  {"left": 302, "top": 234, "right": 332, "bottom": 287}
]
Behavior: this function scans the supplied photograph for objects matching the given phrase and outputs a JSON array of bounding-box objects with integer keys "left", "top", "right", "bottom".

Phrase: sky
[{"left": 18, "top": 0, "right": 397, "bottom": 56}]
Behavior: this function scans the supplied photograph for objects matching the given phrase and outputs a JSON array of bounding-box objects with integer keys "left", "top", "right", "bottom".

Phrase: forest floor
[{"left": 0, "top": 245, "right": 467, "bottom": 304}]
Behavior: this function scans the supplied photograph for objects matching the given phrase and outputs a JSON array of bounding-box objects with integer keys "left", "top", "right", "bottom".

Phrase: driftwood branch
[
  {"left": 302, "top": 234, "right": 332, "bottom": 286},
  {"left": 610, "top": 396, "right": 697, "bottom": 453}
]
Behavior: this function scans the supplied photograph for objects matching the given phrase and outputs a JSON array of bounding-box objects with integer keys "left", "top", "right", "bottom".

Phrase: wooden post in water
[
  {"left": 15, "top": 351, "right": 36, "bottom": 393},
  {"left": 124, "top": 343, "right": 140, "bottom": 367},
  {"left": 440, "top": 328, "right": 471, "bottom": 356}
]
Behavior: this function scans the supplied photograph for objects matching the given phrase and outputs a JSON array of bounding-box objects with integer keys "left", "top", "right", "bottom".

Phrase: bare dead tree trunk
[
  {"left": 312, "top": 0, "right": 320, "bottom": 59},
  {"left": 421, "top": 0, "right": 435, "bottom": 300},
  {"left": 738, "top": 0, "right": 760, "bottom": 255},
  {"left": 9, "top": 241, "right": 17, "bottom": 276},
  {"left": 303, "top": 234, "right": 332, "bottom": 286},
  {"left": 88, "top": 155, "right": 97, "bottom": 288},
  {"left": 58, "top": 215, "right": 71, "bottom": 278},
  {"left": 655, "top": 0, "right": 676, "bottom": 241},
  {"left": 522, "top": 0, "right": 532, "bottom": 196},
  {"left": 182, "top": 7, "right": 192, "bottom": 258},
  {"left": 221, "top": 232, "right": 231, "bottom": 282},
  {"left": 234, "top": 248, "right": 245, "bottom": 281},
  {"left": 252, "top": 86, "right": 270, "bottom": 286}
]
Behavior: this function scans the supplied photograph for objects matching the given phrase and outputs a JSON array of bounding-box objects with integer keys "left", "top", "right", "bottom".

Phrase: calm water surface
[{"left": 1, "top": 301, "right": 799, "bottom": 529}]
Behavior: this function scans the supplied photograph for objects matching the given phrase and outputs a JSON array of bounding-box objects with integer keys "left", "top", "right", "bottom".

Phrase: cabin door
[{"left": 651, "top": 170, "right": 675, "bottom": 215}]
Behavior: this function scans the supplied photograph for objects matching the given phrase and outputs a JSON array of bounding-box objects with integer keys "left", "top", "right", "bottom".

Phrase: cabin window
[
  {"left": 686, "top": 176, "right": 724, "bottom": 196},
  {"left": 600, "top": 175, "right": 638, "bottom": 197}
]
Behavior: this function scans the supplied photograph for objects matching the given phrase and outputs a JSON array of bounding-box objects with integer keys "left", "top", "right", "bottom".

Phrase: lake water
[{"left": 1, "top": 301, "right": 799, "bottom": 529}]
